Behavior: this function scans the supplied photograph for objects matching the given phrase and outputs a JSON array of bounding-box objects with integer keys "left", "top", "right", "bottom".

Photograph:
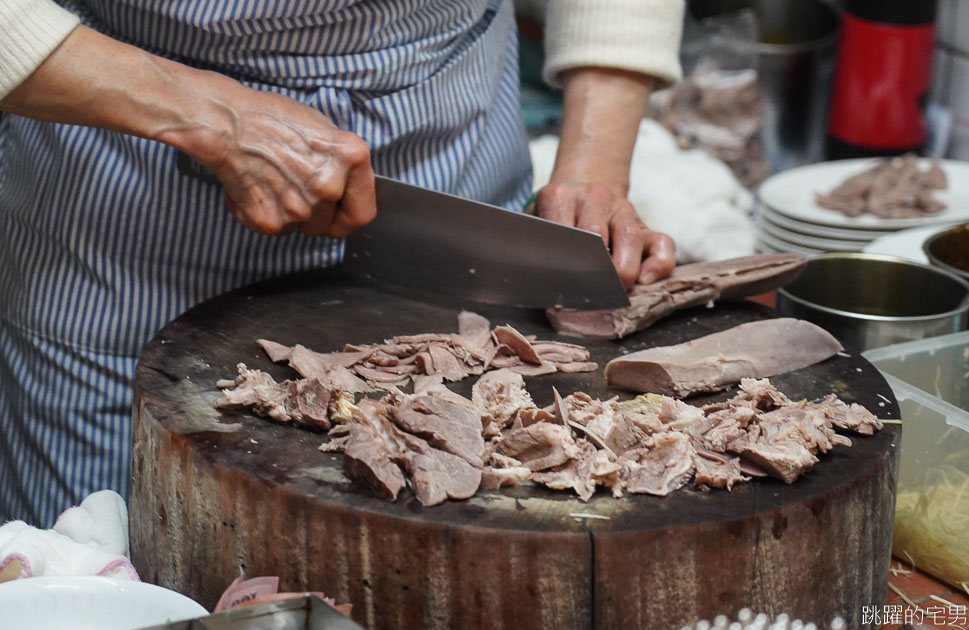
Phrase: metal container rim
[
  {"left": 776, "top": 252, "right": 969, "bottom": 323},
  {"left": 922, "top": 221, "right": 969, "bottom": 280}
]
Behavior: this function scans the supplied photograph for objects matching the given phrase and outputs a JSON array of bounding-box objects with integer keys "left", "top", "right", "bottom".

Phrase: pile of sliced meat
[
  {"left": 215, "top": 313, "right": 883, "bottom": 505},
  {"left": 815, "top": 153, "right": 947, "bottom": 219},
  {"left": 247, "top": 311, "right": 596, "bottom": 398}
]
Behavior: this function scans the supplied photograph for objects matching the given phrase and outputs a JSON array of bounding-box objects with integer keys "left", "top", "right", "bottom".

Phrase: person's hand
[
  {"left": 533, "top": 180, "right": 675, "bottom": 289},
  {"left": 184, "top": 84, "right": 376, "bottom": 238}
]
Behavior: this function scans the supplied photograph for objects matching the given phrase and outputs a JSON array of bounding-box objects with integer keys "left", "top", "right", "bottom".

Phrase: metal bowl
[
  {"left": 923, "top": 222, "right": 969, "bottom": 282},
  {"left": 776, "top": 253, "right": 969, "bottom": 351}
]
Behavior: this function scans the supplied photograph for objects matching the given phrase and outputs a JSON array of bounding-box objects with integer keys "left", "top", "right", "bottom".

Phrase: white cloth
[
  {"left": 0, "top": 491, "right": 138, "bottom": 582},
  {"left": 543, "top": 0, "right": 685, "bottom": 88},
  {"left": 529, "top": 119, "right": 757, "bottom": 264},
  {"left": 0, "top": 0, "right": 79, "bottom": 99}
]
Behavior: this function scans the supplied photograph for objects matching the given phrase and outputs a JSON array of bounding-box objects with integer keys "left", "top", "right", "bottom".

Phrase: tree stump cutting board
[{"left": 130, "top": 270, "right": 900, "bottom": 629}]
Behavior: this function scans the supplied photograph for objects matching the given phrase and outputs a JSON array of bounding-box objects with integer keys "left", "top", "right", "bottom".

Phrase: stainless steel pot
[
  {"left": 687, "top": 0, "right": 839, "bottom": 172},
  {"left": 776, "top": 253, "right": 969, "bottom": 352},
  {"left": 923, "top": 222, "right": 969, "bottom": 283}
]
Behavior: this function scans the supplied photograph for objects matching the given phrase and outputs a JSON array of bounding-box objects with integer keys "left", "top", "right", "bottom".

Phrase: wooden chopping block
[{"left": 130, "top": 271, "right": 900, "bottom": 629}]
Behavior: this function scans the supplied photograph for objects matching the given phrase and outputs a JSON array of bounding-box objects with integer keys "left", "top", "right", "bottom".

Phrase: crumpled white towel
[{"left": 0, "top": 490, "right": 139, "bottom": 582}]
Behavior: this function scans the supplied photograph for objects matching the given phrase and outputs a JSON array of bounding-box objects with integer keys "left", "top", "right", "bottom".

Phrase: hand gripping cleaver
[{"left": 343, "top": 176, "right": 630, "bottom": 309}]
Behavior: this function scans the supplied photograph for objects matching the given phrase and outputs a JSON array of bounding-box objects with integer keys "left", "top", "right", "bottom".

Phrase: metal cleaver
[{"left": 343, "top": 176, "right": 630, "bottom": 309}]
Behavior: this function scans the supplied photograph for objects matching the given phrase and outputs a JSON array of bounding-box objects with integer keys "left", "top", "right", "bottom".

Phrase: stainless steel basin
[{"left": 776, "top": 253, "right": 969, "bottom": 351}]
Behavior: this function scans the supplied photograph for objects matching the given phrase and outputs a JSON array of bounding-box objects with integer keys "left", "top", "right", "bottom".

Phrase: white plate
[
  {"left": 758, "top": 158, "right": 969, "bottom": 229},
  {"left": 758, "top": 218, "right": 866, "bottom": 252},
  {"left": 757, "top": 231, "right": 824, "bottom": 256},
  {"left": 861, "top": 224, "right": 962, "bottom": 264},
  {"left": 0, "top": 576, "right": 208, "bottom": 630},
  {"left": 757, "top": 202, "right": 887, "bottom": 241}
]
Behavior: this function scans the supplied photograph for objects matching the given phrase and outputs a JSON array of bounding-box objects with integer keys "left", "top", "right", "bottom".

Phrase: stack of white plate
[{"left": 756, "top": 158, "right": 969, "bottom": 256}]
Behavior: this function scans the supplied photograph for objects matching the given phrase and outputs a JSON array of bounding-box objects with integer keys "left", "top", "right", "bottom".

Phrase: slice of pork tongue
[
  {"left": 547, "top": 253, "right": 805, "bottom": 339},
  {"left": 343, "top": 402, "right": 407, "bottom": 501},
  {"left": 390, "top": 395, "right": 486, "bottom": 468},
  {"left": 393, "top": 432, "right": 482, "bottom": 506},
  {"left": 604, "top": 318, "right": 843, "bottom": 397}
]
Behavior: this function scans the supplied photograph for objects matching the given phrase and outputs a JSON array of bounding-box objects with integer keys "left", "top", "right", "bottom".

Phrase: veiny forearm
[
  {"left": 0, "top": 25, "right": 376, "bottom": 237},
  {"left": 0, "top": 25, "right": 242, "bottom": 165},
  {"left": 551, "top": 67, "right": 655, "bottom": 197}
]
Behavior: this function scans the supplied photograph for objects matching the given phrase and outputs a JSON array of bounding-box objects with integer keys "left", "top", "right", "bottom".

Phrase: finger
[
  {"left": 300, "top": 200, "right": 337, "bottom": 236},
  {"left": 534, "top": 182, "right": 578, "bottom": 226},
  {"left": 638, "top": 231, "right": 676, "bottom": 285},
  {"left": 327, "top": 151, "right": 376, "bottom": 239},
  {"left": 572, "top": 185, "right": 614, "bottom": 247},
  {"left": 609, "top": 211, "right": 650, "bottom": 289}
]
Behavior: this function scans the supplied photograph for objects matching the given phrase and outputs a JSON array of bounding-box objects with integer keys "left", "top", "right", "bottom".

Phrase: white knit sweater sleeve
[
  {"left": 543, "top": 0, "right": 685, "bottom": 88},
  {"left": 0, "top": 0, "right": 80, "bottom": 100}
]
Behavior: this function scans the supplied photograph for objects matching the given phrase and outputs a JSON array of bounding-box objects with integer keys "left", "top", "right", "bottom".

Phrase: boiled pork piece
[
  {"left": 480, "top": 466, "right": 532, "bottom": 490},
  {"left": 390, "top": 395, "right": 486, "bottom": 468},
  {"left": 620, "top": 432, "right": 695, "bottom": 496},
  {"left": 496, "top": 422, "right": 579, "bottom": 472},
  {"left": 344, "top": 423, "right": 407, "bottom": 501},
  {"left": 472, "top": 369, "right": 535, "bottom": 431},
  {"left": 548, "top": 253, "right": 806, "bottom": 339},
  {"left": 530, "top": 442, "right": 619, "bottom": 501},
  {"left": 694, "top": 450, "right": 747, "bottom": 491},
  {"left": 215, "top": 363, "right": 354, "bottom": 431},
  {"left": 605, "top": 318, "right": 843, "bottom": 397},
  {"left": 812, "top": 394, "right": 883, "bottom": 436},
  {"left": 392, "top": 432, "right": 481, "bottom": 506}
]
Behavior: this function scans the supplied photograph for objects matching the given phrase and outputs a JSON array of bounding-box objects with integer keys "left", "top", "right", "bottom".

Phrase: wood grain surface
[{"left": 130, "top": 270, "right": 901, "bottom": 629}]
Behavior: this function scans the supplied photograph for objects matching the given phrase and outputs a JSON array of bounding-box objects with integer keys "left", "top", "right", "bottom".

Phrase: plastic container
[{"left": 863, "top": 331, "right": 969, "bottom": 590}]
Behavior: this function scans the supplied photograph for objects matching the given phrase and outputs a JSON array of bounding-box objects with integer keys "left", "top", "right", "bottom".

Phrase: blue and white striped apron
[{"left": 0, "top": 0, "right": 531, "bottom": 526}]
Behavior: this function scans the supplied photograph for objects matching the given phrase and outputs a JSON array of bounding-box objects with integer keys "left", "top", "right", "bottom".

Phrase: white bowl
[{"left": 0, "top": 576, "right": 207, "bottom": 630}]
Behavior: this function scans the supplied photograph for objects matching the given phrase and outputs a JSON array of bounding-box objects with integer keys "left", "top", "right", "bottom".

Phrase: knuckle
[
  {"left": 537, "top": 182, "right": 567, "bottom": 204},
  {"left": 307, "top": 174, "right": 343, "bottom": 201},
  {"left": 337, "top": 132, "right": 371, "bottom": 164}
]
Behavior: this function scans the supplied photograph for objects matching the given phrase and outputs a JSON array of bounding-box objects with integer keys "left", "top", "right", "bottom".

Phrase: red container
[{"left": 826, "top": 0, "right": 937, "bottom": 159}]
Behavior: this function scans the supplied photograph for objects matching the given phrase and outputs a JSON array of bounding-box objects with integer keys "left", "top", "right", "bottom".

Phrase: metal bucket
[
  {"left": 776, "top": 253, "right": 969, "bottom": 352},
  {"left": 687, "top": 0, "right": 839, "bottom": 173},
  {"left": 923, "top": 222, "right": 969, "bottom": 283}
]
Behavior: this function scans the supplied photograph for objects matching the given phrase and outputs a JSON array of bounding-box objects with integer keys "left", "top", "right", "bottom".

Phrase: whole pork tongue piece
[{"left": 604, "top": 318, "right": 843, "bottom": 397}]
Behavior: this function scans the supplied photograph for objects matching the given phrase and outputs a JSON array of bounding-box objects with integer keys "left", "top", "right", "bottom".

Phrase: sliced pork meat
[
  {"left": 507, "top": 362, "right": 558, "bottom": 377},
  {"left": 816, "top": 154, "right": 948, "bottom": 218},
  {"left": 620, "top": 432, "right": 696, "bottom": 496},
  {"left": 254, "top": 311, "right": 594, "bottom": 393},
  {"left": 548, "top": 254, "right": 806, "bottom": 339},
  {"left": 584, "top": 409, "right": 640, "bottom": 455},
  {"left": 458, "top": 310, "right": 491, "bottom": 336},
  {"left": 393, "top": 432, "right": 481, "bottom": 506},
  {"left": 694, "top": 450, "right": 747, "bottom": 491},
  {"left": 605, "top": 318, "right": 843, "bottom": 396},
  {"left": 813, "top": 394, "right": 883, "bottom": 435},
  {"left": 738, "top": 440, "right": 818, "bottom": 484},
  {"left": 257, "top": 338, "right": 293, "bottom": 363},
  {"left": 530, "top": 442, "right": 624, "bottom": 501},
  {"left": 344, "top": 421, "right": 406, "bottom": 501},
  {"left": 532, "top": 340, "right": 592, "bottom": 363},
  {"left": 472, "top": 369, "right": 535, "bottom": 430},
  {"left": 391, "top": 396, "right": 485, "bottom": 468},
  {"left": 493, "top": 325, "right": 543, "bottom": 365},
  {"left": 323, "top": 366, "right": 374, "bottom": 394},
  {"left": 425, "top": 344, "right": 473, "bottom": 382},
  {"left": 497, "top": 422, "right": 579, "bottom": 471},
  {"left": 215, "top": 363, "right": 352, "bottom": 431},
  {"left": 530, "top": 442, "right": 598, "bottom": 500},
  {"left": 480, "top": 466, "right": 532, "bottom": 490},
  {"left": 289, "top": 344, "right": 372, "bottom": 378}
]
